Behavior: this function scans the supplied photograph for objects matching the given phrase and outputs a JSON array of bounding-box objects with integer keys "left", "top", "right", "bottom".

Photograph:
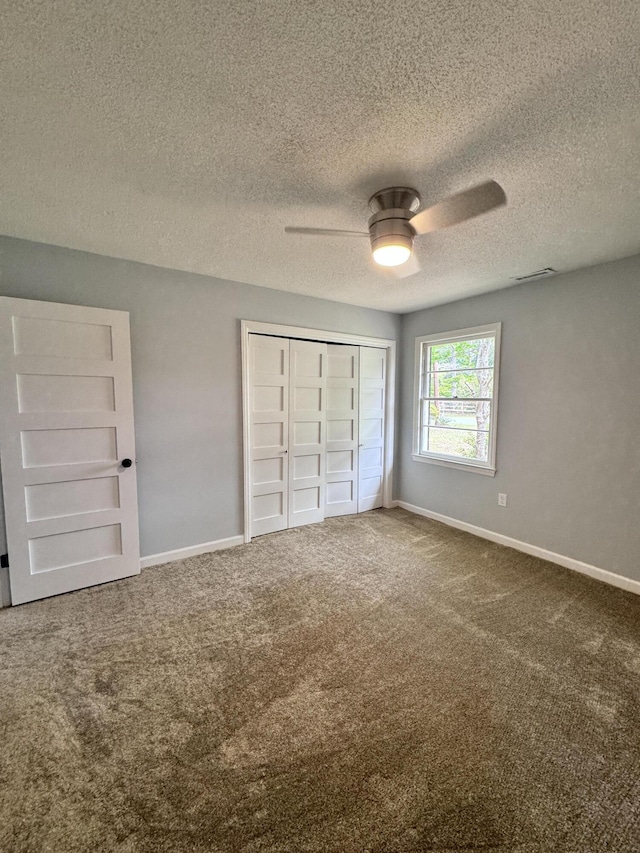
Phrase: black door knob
[{"left": 121, "top": 458, "right": 133, "bottom": 468}]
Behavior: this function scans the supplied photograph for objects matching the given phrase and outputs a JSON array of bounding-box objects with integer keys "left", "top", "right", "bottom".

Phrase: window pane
[
  {"left": 416, "top": 328, "right": 499, "bottom": 470},
  {"left": 421, "top": 426, "right": 490, "bottom": 462},
  {"left": 427, "top": 370, "right": 493, "bottom": 399},
  {"left": 427, "top": 336, "right": 495, "bottom": 372},
  {"left": 428, "top": 343, "right": 455, "bottom": 369},
  {"left": 422, "top": 401, "right": 491, "bottom": 432}
]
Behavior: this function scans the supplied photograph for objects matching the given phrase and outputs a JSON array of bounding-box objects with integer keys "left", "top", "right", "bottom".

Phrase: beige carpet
[{"left": 1, "top": 508, "right": 640, "bottom": 852}]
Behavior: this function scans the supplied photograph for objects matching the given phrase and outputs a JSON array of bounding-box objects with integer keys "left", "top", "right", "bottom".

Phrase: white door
[
  {"left": 248, "top": 335, "right": 289, "bottom": 537},
  {"left": 358, "top": 346, "right": 387, "bottom": 513},
  {"left": 288, "top": 339, "right": 327, "bottom": 528},
  {"left": 325, "top": 344, "right": 359, "bottom": 517},
  {"left": 0, "top": 297, "right": 140, "bottom": 605}
]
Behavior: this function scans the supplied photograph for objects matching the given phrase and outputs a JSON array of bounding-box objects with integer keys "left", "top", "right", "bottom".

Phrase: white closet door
[
  {"left": 249, "top": 335, "right": 289, "bottom": 537},
  {"left": 288, "top": 339, "right": 327, "bottom": 528},
  {"left": 358, "top": 346, "right": 386, "bottom": 512},
  {"left": 0, "top": 297, "right": 140, "bottom": 605},
  {"left": 325, "top": 345, "right": 359, "bottom": 517}
]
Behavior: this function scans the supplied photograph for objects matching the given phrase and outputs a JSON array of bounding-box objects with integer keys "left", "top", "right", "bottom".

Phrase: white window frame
[{"left": 412, "top": 322, "right": 501, "bottom": 476}]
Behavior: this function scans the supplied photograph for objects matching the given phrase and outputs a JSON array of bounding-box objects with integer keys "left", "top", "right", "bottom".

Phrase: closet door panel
[
  {"left": 249, "top": 335, "right": 289, "bottom": 536},
  {"left": 325, "top": 345, "right": 359, "bottom": 517},
  {"left": 358, "top": 347, "right": 386, "bottom": 512},
  {"left": 288, "top": 340, "right": 327, "bottom": 528}
]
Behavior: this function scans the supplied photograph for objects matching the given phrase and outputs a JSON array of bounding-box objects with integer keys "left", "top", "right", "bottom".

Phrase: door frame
[{"left": 241, "top": 320, "right": 396, "bottom": 543}]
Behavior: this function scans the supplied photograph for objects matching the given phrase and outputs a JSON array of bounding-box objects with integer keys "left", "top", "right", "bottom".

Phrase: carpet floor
[{"left": 1, "top": 508, "right": 640, "bottom": 852}]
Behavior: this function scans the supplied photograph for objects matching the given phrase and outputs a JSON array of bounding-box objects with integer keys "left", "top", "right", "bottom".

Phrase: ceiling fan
[{"left": 285, "top": 180, "right": 506, "bottom": 278}]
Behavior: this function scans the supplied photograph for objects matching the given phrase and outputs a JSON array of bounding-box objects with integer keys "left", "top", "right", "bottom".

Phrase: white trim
[
  {"left": 241, "top": 319, "right": 396, "bottom": 349},
  {"left": 411, "top": 454, "right": 496, "bottom": 476},
  {"left": 396, "top": 501, "right": 640, "bottom": 596},
  {"left": 241, "top": 321, "right": 252, "bottom": 544},
  {"left": 241, "top": 320, "right": 396, "bottom": 543},
  {"left": 140, "top": 535, "right": 244, "bottom": 569},
  {"left": 413, "top": 323, "right": 502, "bottom": 346},
  {"left": 412, "top": 322, "right": 501, "bottom": 474}
]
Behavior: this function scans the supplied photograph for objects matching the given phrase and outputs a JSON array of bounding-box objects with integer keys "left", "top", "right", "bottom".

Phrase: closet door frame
[{"left": 241, "top": 320, "right": 396, "bottom": 543}]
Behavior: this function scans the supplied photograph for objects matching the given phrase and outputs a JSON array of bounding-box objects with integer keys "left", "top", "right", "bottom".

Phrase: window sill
[{"left": 411, "top": 454, "right": 496, "bottom": 476}]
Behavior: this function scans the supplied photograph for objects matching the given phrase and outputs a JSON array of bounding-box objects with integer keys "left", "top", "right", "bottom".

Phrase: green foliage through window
[{"left": 418, "top": 332, "right": 498, "bottom": 465}]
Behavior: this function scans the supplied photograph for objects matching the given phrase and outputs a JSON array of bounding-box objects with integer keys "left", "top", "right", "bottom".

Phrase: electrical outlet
[{"left": 498, "top": 493, "right": 507, "bottom": 507}]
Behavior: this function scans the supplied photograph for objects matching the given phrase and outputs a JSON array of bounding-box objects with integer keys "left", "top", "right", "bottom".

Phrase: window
[{"left": 413, "top": 323, "right": 501, "bottom": 475}]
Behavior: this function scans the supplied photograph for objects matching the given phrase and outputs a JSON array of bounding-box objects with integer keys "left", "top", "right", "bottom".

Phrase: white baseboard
[
  {"left": 396, "top": 501, "right": 640, "bottom": 597},
  {"left": 140, "top": 535, "right": 244, "bottom": 569}
]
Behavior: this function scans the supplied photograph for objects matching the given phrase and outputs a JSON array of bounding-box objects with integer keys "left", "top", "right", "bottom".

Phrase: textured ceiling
[{"left": 1, "top": 1, "right": 639, "bottom": 313}]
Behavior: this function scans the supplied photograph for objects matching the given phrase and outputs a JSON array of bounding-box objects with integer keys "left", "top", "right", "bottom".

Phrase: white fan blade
[
  {"left": 379, "top": 253, "right": 422, "bottom": 280},
  {"left": 409, "top": 180, "right": 506, "bottom": 236},
  {"left": 285, "top": 226, "right": 369, "bottom": 237}
]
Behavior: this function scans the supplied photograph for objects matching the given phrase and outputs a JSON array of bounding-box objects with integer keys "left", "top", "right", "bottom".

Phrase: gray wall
[
  {"left": 1, "top": 235, "right": 638, "bottom": 592},
  {"left": 398, "top": 254, "right": 640, "bottom": 581},
  {"left": 0, "top": 236, "right": 400, "bottom": 560}
]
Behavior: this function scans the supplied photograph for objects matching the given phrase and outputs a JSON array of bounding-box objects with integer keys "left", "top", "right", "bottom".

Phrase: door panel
[
  {"left": 249, "top": 335, "right": 289, "bottom": 536},
  {"left": 25, "top": 476, "right": 120, "bottom": 521},
  {"left": 17, "top": 374, "right": 116, "bottom": 413},
  {"left": 358, "top": 347, "right": 386, "bottom": 512},
  {"left": 12, "top": 315, "right": 114, "bottom": 360},
  {"left": 325, "top": 345, "right": 359, "bottom": 517},
  {"left": 21, "top": 426, "right": 117, "bottom": 467},
  {"left": 28, "top": 523, "right": 123, "bottom": 573},
  {"left": 247, "top": 335, "right": 389, "bottom": 535},
  {"left": 0, "top": 297, "right": 140, "bottom": 605},
  {"left": 288, "top": 340, "right": 326, "bottom": 528}
]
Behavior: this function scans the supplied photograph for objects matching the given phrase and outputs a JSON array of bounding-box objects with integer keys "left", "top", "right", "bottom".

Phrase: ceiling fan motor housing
[{"left": 367, "top": 187, "right": 421, "bottom": 255}]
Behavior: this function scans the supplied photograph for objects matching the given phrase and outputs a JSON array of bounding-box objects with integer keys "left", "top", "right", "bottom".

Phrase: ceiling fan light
[{"left": 372, "top": 243, "right": 412, "bottom": 267}]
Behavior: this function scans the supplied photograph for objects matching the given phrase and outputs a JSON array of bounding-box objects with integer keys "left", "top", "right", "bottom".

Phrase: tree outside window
[{"left": 414, "top": 324, "right": 501, "bottom": 473}]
